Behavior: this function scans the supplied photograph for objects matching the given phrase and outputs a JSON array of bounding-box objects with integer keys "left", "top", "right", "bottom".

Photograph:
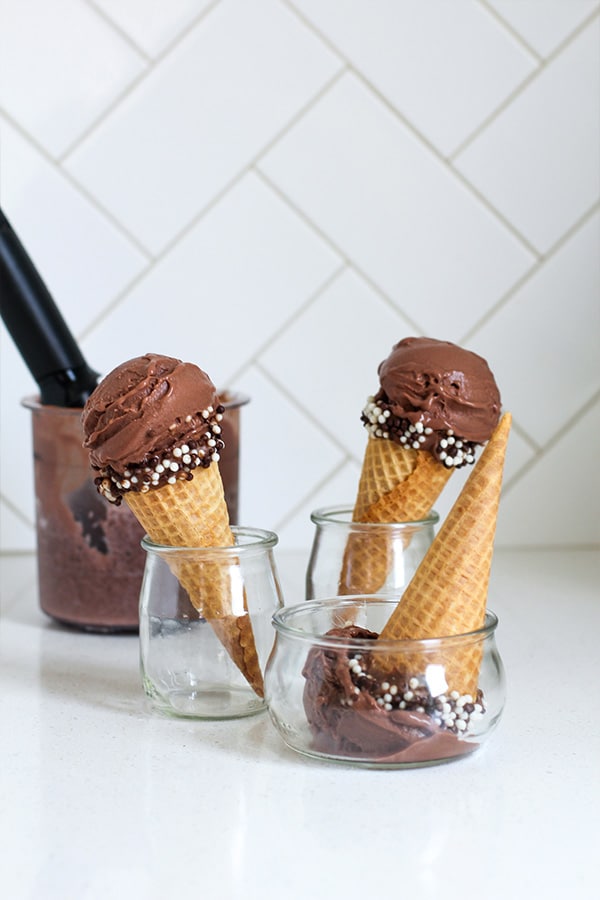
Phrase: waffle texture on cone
[
  {"left": 340, "top": 338, "right": 501, "bottom": 595},
  {"left": 353, "top": 439, "right": 453, "bottom": 523},
  {"left": 379, "top": 412, "right": 512, "bottom": 696},
  {"left": 82, "top": 353, "right": 264, "bottom": 696},
  {"left": 126, "top": 467, "right": 264, "bottom": 696}
]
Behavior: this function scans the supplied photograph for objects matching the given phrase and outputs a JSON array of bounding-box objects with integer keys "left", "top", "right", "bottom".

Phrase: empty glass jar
[
  {"left": 139, "top": 527, "right": 283, "bottom": 719},
  {"left": 266, "top": 598, "right": 505, "bottom": 768},
  {"left": 306, "top": 505, "right": 438, "bottom": 600}
]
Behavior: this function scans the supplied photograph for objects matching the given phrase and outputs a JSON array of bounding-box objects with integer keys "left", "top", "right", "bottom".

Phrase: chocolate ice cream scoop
[
  {"left": 82, "top": 354, "right": 224, "bottom": 504},
  {"left": 302, "top": 625, "right": 479, "bottom": 764},
  {"left": 362, "top": 337, "right": 501, "bottom": 468}
]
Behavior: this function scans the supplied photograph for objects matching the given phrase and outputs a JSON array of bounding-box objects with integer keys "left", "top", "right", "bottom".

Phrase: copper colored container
[{"left": 23, "top": 392, "right": 248, "bottom": 632}]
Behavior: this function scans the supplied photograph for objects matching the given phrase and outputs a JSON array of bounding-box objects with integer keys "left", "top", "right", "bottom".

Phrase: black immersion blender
[{"left": 0, "top": 207, "right": 99, "bottom": 405}]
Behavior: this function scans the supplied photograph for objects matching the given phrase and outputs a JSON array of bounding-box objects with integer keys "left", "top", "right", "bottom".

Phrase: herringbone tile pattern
[{"left": 1, "top": 0, "right": 598, "bottom": 553}]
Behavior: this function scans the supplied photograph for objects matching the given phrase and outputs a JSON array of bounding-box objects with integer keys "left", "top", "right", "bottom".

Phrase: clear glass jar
[
  {"left": 265, "top": 598, "right": 505, "bottom": 768},
  {"left": 140, "top": 526, "right": 283, "bottom": 719},
  {"left": 306, "top": 505, "right": 438, "bottom": 600}
]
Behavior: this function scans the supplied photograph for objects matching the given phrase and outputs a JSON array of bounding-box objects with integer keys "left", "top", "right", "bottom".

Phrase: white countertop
[{"left": 1, "top": 548, "right": 599, "bottom": 900}]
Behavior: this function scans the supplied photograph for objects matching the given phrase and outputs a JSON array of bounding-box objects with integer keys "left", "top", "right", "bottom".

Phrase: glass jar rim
[
  {"left": 310, "top": 504, "right": 439, "bottom": 529},
  {"left": 141, "top": 525, "right": 278, "bottom": 557},
  {"left": 272, "top": 598, "right": 498, "bottom": 650},
  {"left": 22, "top": 395, "right": 86, "bottom": 416},
  {"left": 218, "top": 389, "right": 250, "bottom": 409}
]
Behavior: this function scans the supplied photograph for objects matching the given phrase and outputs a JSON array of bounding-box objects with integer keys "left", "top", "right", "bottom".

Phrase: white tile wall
[{"left": 1, "top": 0, "right": 599, "bottom": 554}]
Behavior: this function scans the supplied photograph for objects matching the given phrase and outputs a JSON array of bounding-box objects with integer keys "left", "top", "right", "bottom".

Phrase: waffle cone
[
  {"left": 379, "top": 413, "right": 512, "bottom": 696},
  {"left": 338, "top": 439, "right": 453, "bottom": 595},
  {"left": 126, "top": 464, "right": 264, "bottom": 697}
]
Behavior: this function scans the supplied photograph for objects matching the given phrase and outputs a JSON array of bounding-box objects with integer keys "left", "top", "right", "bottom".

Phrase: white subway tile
[
  {"left": 469, "top": 212, "right": 600, "bottom": 447},
  {"left": 65, "top": 0, "right": 342, "bottom": 254},
  {"left": 455, "top": 19, "right": 600, "bottom": 253},
  {"left": 0, "top": 118, "right": 148, "bottom": 336},
  {"left": 260, "top": 73, "right": 534, "bottom": 342},
  {"left": 260, "top": 267, "right": 414, "bottom": 457},
  {"left": 93, "top": 0, "right": 214, "bottom": 58},
  {"left": 495, "top": 401, "right": 600, "bottom": 546},
  {"left": 488, "top": 0, "right": 600, "bottom": 57},
  {"left": 430, "top": 422, "right": 535, "bottom": 539},
  {"left": 80, "top": 172, "right": 341, "bottom": 384},
  {"left": 291, "top": 0, "right": 536, "bottom": 155},
  {"left": 276, "top": 460, "right": 362, "bottom": 556},
  {"left": 0, "top": 498, "right": 35, "bottom": 554},
  {"left": 0, "top": 0, "right": 146, "bottom": 157},
  {"left": 0, "top": 334, "right": 37, "bottom": 541},
  {"left": 231, "top": 366, "right": 344, "bottom": 530}
]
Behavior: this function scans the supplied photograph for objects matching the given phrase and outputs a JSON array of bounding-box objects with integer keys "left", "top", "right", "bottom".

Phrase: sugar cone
[
  {"left": 126, "top": 464, "right": 264, "bottom": 697},
  {"left": 354, "top": 438, "right": 453, "bottom": 523},
  {"left": 379, "top": 412, "right": 512, "bottom": 696},
  {"left": 337, "top": 438, "right": 453, "bottom": 595}
]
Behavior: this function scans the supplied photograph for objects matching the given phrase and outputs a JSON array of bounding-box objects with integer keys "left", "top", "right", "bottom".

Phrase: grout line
[
  {"left": 477, "top": 0, "right": 544, "bottom": 62},
  {"left": 0, "top": 110, "right": 154, "bottom": 259},
  {"left": 76, "top": 260, "right": 154, "bottom": 343},
  {"left": 254, "top": 358, "right": 358, "bottom": 461},
  {"left": 0, "top": 549, "right": 36, "bottom": 558},
  {"left": 453, "top": 5, "right": 600, "bottom": 161},
  {"left": 254, "top": 168, "right": 426, "bottom": 335},
  {"left": 138, "top": 67, "right": 347, "bottom": 261},
  {"left": 60, "top": 0, "right": 223, "bottom": 163},
  {"left": 57, "top": 68, "right": 150, "bottom": 165},
  {"left": 221, "top": 264, "right": 348, "bottom": 387},
  {"left": 253, "top": 167, "right": 350, "bottom": 264},
  {"left": 482, "top": 0, "right": 600, "bottom": 63},
  {"left": 83, "top": 0, "right": 153, "bottom": 61},
  {"left": 272, "top": 456, "right": 354, "bottom": 533},
  {"left": 443, "top": 156, "right": 541, "bottom": 259},
  {"left": 494, "top": 543, "right": 600, "bottom": 551},
  {"left": 337, "top": 68, "right": 541, "bottom": 257},
  {"left": 460, "top": 201, "right": 600, "bottom": 344},
  {"left": 510, "top": 419, "right": 541, "bottom": 455},
  {"left": 449, "top": 67, "right": 542, "bottom": 162},
  {"left": 80, "top": 67, "right": 350, "bottom": 336},
  {"left": 283, "top": 0, "right": 543, "bottom": 257},
  {"left": 282, "top": 0, "right": 348, "bottom": 61},
  {"left": 503, "top": 390, "right": 600, "bottom": 494},
  {"left": 0, "top": 493, "right": 35, "bottom": 530}
]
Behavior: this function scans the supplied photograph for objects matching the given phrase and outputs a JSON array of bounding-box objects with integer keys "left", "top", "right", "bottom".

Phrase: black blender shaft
[{"left": 0, "top": 207, "right": 99, "bottom": 406}]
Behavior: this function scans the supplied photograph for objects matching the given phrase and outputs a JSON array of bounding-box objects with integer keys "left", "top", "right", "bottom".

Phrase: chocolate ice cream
[
  {"left": 82, "top": 353, "right": 223, "bottom": 503},
  {"left": 302, "top": 625, "right": 482, "bottom": 764},
  {"left": 362, "top": 336, "right": 501, "bottom": 468},
  {"left": 24, "top": 398, "right": 145, "bottom": 631}
]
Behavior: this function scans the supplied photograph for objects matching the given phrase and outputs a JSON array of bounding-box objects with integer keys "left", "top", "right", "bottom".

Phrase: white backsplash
[{"left": 1, "top": 0, "right": 599, "bottom": 554}]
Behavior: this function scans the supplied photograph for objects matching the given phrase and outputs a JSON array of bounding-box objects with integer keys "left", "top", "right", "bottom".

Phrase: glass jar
[
  {"left": 306, "top": 505, "right": 438, "bottom": 600},
  {"left": 265, "top": 598, "right": 505, "bottom": 768},
  {"left": 140, "top": 527, "right": 283, "bottom": 719},
  {"left": 21, "top": 391, "right": 248, "bottom": 632}
]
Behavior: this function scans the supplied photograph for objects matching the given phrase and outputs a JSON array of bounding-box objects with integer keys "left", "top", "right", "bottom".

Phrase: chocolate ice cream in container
[
  {"left": 268, "top": 339, "right": 510, "bottom": 766},
  {"left": 82, "top": 353, "right": 267, "bottom": 697}
]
